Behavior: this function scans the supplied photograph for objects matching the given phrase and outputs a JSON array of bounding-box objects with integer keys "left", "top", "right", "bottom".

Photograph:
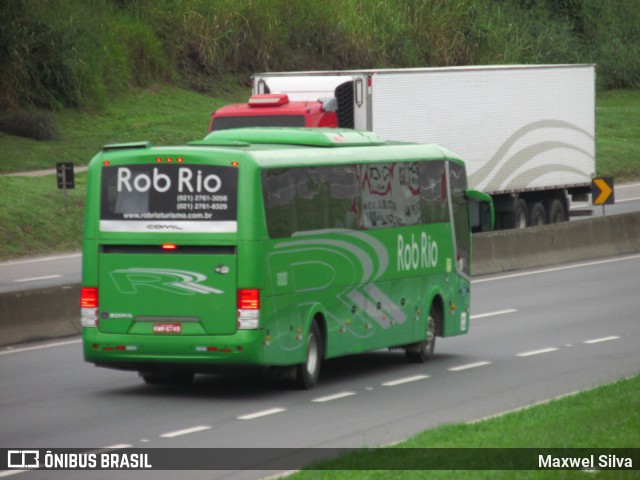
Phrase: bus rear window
[{"left": 100, "top": 164, "right": 238, "bottom": 233}]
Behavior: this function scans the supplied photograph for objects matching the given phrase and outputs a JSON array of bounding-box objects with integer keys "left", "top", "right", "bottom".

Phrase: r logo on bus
[{"left": 109, "top": 268, "right": 223, "bottom": 295}]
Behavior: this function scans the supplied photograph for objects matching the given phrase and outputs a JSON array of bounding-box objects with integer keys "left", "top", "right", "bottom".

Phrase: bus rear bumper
[{"left": 83, "top": 328, "right": 266, "bottom": 372}]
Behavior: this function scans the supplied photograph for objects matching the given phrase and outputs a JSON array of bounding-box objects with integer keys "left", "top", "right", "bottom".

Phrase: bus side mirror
[{"left": 466, "top": 189, "right": 494, "bottom": 232}]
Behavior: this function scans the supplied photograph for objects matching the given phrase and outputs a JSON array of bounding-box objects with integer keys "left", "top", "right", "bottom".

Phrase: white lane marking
[
  {"left": 262, "top": 470, "right": 300, "bottom": 480},
  {"left": 584, "top": 335, "right": 621, "bottom": 344},
  {"left": 0, "top": 339, "right": 81, "bottom": 356},
  {"left": 160, "top": 425, "right": 211, "bottom": 438},
  {"left": 0, "top": 252, "right": 81, "bottom": 266},
  {"left": 237, "top": 408, "right": 286, "bottom": 420},
  {"left": 472, "top": 254, "right": 640, "bottom": 284},
  {"left": 617, "top": 196, "right": 640, "bottom": 203},
  {"left": 382, "top": 375, "right": 430, "bottom": 387},
  {"left": 448, "top": 361, "right": 492, "bottom": 372},
  {"left": 14, "top": 274, "right": 61, "bottom": 283},
  {"left": 83, "top": 445, "right": 134, "bottom": 457},
  {"left": 617, "top": 182, "right": 640, "bottom": 189},
  {"left": 312, "top": 391, "right": 357, "bottom": 403},
  {"left": 471, "top": 309, "right": 518, "bottom": 320},
  {"left": 0, "top": 470, "right": 26, "bottom": 478},
  {"left": 517, "top": 347, "right": 559, "bottom": 357}
]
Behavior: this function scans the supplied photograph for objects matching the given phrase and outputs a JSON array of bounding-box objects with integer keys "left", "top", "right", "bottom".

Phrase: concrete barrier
[
  {"left": 1, "top": 284, "right": 81, "bottom": 346},
  {"left": 472, "top": 211, "right": 640, "bottom": 276},
  {"left": 2, "top": 211, "right": 640, "bottom": 347}
]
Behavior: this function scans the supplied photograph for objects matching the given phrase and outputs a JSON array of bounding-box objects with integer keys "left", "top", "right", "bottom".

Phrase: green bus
[{"left": 81, "top": 128, "right": 493, "bottom": 388}]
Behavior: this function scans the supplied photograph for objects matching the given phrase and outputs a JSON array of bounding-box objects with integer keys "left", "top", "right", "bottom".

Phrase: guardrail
[
  {"left": 2, "top": 211, "right": 639, "bottom": 347},
  {"left": 1, "top": 284, "right": 81, "bottom": 347},
  {"left": 472, "top": 211, "right": 640, "bottom": 276}
]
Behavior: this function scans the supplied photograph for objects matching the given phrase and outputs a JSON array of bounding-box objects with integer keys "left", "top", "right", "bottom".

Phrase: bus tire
[
  {"left": 295, "top": 321, "right": 322, "bottom": 389},
  {"left": 406, "top": 308, "right": 437, "bottom": 363},
  {"left": 140, "top": 371, "right": 194, "bottom": 385}
]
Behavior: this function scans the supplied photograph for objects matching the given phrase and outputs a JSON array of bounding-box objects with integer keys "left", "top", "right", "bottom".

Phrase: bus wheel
[
  {"left": 295, "top": 322, "right": 322, "bottom": 389},
  {"left": 140, "top": 371, "right": 194, "bottom": 385},
  {"left": 406, "top": 308, "right": 436, "bottom": 363}
]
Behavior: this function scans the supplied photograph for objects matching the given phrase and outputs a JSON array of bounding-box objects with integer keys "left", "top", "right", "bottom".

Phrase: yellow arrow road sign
[{"left": 592, "top": 177, "right": 614, "bottom": 205}]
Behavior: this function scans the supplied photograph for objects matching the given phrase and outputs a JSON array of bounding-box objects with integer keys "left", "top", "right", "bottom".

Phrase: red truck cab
[{"left": 208, "top": 93, "right": 338, "bottom": 132}]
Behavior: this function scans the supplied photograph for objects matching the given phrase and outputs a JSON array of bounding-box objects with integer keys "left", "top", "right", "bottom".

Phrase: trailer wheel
[
  {"left": 546, "top": 199, "right": 567, "bottom": 224},
  {"left": 295, "top": 321, "right": 323, "bottom": 389},
  {"left": 528, "top": 202, "right": 546, "bottom": 226},
  {"left": 502, "top": 199, "right": 529, "bottom": 229}
]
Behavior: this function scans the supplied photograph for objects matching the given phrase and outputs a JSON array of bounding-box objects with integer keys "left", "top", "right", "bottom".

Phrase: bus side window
[
  {"left": 448, "top": 162, "right": 471, "bottom": 277},
  {"left": 263, "top": 168, "right": 297, "bottom": 238},
  {"left": 328, "top": 166, "right": 359, "bottom": 230},
  {"left": 420, "top": 161, "right": 448, "bottom": 224},
  {"left": 263, "top": 160, "right": 456, "bottom": 239},
  {"left": 263, "top": 165, "right": 360, "bottom": 238}
]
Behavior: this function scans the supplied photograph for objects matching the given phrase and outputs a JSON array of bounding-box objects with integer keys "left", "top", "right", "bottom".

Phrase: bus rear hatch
[
  {"left": 97, "top": 161, "right": 239, "bottom": 335},
  {"left": 97, "top": 246, "right": 237, "bottom": 335}
]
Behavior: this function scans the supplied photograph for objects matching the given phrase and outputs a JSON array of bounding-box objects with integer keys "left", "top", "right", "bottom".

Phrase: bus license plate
[{"left": 153, "top": 323, "right": 182, "bottom": 334}]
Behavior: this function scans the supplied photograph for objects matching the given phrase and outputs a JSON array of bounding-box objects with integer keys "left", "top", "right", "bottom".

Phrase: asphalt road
[
  {"left": 0, "top": 252, "right": 81, "bottom": 294},
  {"left": 1, "top": 253, "right": 639, "bottom": 479}
]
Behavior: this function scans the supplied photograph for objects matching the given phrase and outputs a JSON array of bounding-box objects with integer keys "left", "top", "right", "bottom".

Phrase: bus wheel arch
[{"left": 429, "top": 294, "right": 445, "bottom": 337}]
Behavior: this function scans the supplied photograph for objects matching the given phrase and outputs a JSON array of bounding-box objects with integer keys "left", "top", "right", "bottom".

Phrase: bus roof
[
  {"left": 195, "top": 127, "right": 386, "bottom": 147},
  {"left": 98, "top": 128, "right": 463, "bottom": 168}
]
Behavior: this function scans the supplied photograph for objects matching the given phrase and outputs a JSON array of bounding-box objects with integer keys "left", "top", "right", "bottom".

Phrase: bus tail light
[
  {"left": 237, "top": 289, "right": 260, "bottom": 329},
  {"left": 81, "top": 287, "right": 99, "bottom": 327}
]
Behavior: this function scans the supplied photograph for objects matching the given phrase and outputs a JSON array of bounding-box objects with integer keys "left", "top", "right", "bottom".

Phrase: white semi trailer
[{"left": 247, "top": 65, "right": 596, "bottom": 229}]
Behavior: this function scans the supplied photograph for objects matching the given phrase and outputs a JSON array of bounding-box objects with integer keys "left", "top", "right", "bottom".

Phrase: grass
[
  {"left": 0, "top": 84, "right": 247, "bottom": 259},
  {"left": 596, "top": 90, "right": 640, "bottom": 181},
  {"left": 0, "top": 86, "right": 638, "bottom": 260},
  {"left": 0, "top": 174, "right": 86, "bottom": 259},
  {"left": 0, "top": 83, "right": 247, "bottom": 173},
  {"left": 3, "top": 1, "right": 639, "bottom": 110},
  {"left": 291, "top": 375, "right": 640, "bottom": 479}
]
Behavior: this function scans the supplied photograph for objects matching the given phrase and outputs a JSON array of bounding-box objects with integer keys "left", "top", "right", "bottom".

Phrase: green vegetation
[
  {"left": 0, "top": 174, "right": 86, "bottom": 259},
  {"left": 0, "top": 85, "right": 246, "bottom": 259},
  {"left": 291, "top": 375, "right": 640, "bottom": 479},
  {"left": 596, "top": 90, "right": 640, "bottom": 182},
  {"left": 1, "top": 0, "right": 640, "bottom": 112},
  {"left": 0, "top": 84, "right": 246, "bottom": 173}
]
